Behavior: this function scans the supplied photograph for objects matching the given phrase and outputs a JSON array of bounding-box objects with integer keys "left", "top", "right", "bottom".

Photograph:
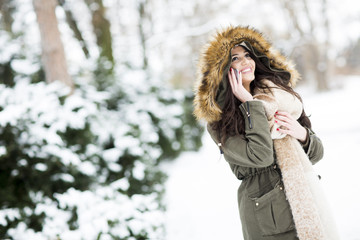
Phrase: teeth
[{"left": 241, "top": 68, "right": 251, "bottom": 73}]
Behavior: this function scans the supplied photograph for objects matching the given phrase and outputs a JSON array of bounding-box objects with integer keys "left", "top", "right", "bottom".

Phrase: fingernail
[
  {"left": 275, "top": 111, "right": 278, "bottom": 114},
  {"left": 275, "top": 120, "right": 278, "bottom": 123},
  {"left": 276, "top": 128, "right": 279, "bottom": 131},
  {"left": 230, "top": 68, "right": 232, "bottom": 72}
]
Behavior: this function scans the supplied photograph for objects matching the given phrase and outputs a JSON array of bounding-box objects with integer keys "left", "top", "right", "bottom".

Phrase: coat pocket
[{"left": 250, "top": 182, "right": 295, "bottom": 236}]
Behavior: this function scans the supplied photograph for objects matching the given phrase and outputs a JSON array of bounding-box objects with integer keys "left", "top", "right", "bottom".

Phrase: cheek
[
  {"left": 251, "top": 60, "right": 256, "bottom": 69},
  {"left": 230, "top": 62, "right": 237, "bottom": 69}
]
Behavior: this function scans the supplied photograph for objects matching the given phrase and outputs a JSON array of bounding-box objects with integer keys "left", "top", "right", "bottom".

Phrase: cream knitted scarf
[{"left": 254, "top": 79, "right": 339, "bottom": 240}]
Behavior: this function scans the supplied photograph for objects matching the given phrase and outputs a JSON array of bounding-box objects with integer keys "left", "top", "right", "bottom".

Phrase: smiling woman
[
  {"left": 230, "top": 46, "right": 256, "bottom": 91},
  {"left": 228, "top": 46, "right": 256, "bottom": 100},
  {"left": 193, "top": 26, "right": 339, "bottom": 240}
]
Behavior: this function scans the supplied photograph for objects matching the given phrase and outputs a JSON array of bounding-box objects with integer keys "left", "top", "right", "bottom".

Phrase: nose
[{"left": 240, "top": 57, "right": 250, "bottom": 65}]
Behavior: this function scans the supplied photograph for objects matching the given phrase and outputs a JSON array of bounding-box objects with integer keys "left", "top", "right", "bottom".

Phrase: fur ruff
[
  {"left": 193, "top": 25, "right": 300, "bottom": 123},
  {"left": 254, "top": 80, "right": 339, "bottom": 240}
]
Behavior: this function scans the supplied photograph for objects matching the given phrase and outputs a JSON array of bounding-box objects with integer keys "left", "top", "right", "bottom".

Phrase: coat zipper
[{"left": 241, "top": 102, "right": 252, "bottom": 129}]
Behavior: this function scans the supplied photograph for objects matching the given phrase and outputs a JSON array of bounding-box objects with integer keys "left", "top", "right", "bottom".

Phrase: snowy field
[{"left": 164, "top": 76, "right": 360, "bottom": 240}]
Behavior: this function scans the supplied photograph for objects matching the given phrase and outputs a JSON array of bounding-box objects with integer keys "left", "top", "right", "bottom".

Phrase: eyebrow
[{"left": 231, "top": 51, "right": 249, "bottom": 57}]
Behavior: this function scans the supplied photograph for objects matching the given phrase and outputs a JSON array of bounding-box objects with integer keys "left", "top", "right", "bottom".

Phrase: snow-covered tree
[{"left": 0, "top": 0, "right": 203, "bottom": 239}]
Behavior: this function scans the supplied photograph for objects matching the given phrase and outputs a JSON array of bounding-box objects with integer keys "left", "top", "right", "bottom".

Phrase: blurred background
[{"left": 0, "top": 0, "right": 359, "bottom": 239}]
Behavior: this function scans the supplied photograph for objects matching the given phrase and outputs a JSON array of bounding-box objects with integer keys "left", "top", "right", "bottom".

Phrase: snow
[
  {"left": 0, "top": 78, "right": 170, "bottom": 239},
  {"left": 1, "top": 0, "right": 360, "bottom": 238},
  {"left": 0, "top": 146, "right": 6, "bottom": 156},
  {"left": 164, "top": 76, "right": 360, "bottom": 240},
  {"left": 164, "top": 133, "right": 242, "bottom": 240},
  {"left": 133, "top": 161, "right": 146, "bottom": 180}
]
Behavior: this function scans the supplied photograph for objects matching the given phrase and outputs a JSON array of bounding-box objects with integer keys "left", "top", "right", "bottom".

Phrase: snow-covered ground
[{"left": 164, "top": 76, "right": 360, "bottom": 240}]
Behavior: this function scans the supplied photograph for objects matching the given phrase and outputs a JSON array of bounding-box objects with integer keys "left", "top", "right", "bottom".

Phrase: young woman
[{"left": 193, "top": 26, "right": 336, "bottom": 240}]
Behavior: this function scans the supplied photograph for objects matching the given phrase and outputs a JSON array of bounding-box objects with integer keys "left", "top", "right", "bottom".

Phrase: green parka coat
[
  {"left": 208, "top": 101, "right": 324, "bottom": 239},
  {"left": 193, "top": 26, "right": 324, "bottom": 240}
]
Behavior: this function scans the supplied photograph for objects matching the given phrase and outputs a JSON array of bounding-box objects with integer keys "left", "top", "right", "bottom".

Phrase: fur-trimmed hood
[{"left": 193, "top": 25, "right": 300, "bottom": 123}]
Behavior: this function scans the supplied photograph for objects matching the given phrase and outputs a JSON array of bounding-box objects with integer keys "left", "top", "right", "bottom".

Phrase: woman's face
[{"left": 230, "top": 46, "right": 256, "bottom": 86}]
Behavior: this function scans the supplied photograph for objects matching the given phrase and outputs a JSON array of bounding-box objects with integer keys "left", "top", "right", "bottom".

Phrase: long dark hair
[{"left": 211, "top": 48, "right": 311, "bottom": 144}]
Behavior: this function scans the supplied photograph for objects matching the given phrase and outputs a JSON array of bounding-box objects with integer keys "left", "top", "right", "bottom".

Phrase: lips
[{"left": 241, "top": 67, "right": 252, "bottom": 73}]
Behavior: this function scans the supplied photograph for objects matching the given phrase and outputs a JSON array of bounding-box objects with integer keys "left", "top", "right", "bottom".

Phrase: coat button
[{"left": 255, "top": 202, "right": 259, "bottom": 206}]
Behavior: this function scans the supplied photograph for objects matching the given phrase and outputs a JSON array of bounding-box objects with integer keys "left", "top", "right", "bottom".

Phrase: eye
[
  {"left": 231, "top": 56, "right": 238, "bottom": 62},
  {"left": 245, "top": 53, "right": 251, "bottom": 58}
]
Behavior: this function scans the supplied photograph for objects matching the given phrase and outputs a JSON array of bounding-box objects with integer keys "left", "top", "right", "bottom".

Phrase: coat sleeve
[
  {"left": 207, "top": 100, "right": 274, "bottom": 168},
  {"left": 300, "top": 128, "right": 324, "bottom": 165}
]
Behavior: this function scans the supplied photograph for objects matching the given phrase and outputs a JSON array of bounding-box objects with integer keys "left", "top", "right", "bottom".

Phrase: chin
[{"left": 244, "top": 77, "right": 255, "bottom": 82}]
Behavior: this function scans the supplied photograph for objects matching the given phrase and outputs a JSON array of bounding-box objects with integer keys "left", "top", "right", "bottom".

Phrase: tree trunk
[
  {"left": 84, "top": 0, "right": 114, "bottom": 67},
  {"left": 0, "top": 0, "right": 15, "bottom": 33},
  {"left": 58, "top": 0, "right": 90, "bottom": 59},
  {"left": 138, "top": 0, "right": 149, "bottom": 70},
  {"left": 84, "top": 0, "right": 114, "bottom": 90},
  {"left": 33, "top": 0, "right": 73, "bottom": 89},
  {"left": 317, "top": 0, "right": 330, "bottom": 91},
  {"left": 279, "top": 0, "right": 330, "bottom": 91}
]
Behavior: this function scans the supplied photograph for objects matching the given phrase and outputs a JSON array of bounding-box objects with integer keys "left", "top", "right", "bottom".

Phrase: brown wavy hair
[{"left": 210, "top": 49, "right": 311, "bottom": 144}]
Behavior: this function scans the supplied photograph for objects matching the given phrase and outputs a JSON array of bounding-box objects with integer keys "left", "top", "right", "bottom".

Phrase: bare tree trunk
[
  {"left": 304, "top": 0, "right": 329, "bottom": 91},
  {"left": 317, "top": 0, "right": 330, "bottom": 91},
  {"left": 138, "top": 0, "right": 149, "bottom": 70},
  {"left": 84, "top": 0, "right": 114, "bottom": 90},
  {"left": 0, "top": 0, "right": 15, "bottom": 33},
  {"left": 279, "top": 0, "right": 330, "bottom": 91},
  {"left": 33, "top": 0, "right": 73, "bottom": 89},
  {"left": 84, "top": 0, "right": 114, "bottom": 67},
  {"left": 58, "top": 0, "right": 90, "bottom": 59}
]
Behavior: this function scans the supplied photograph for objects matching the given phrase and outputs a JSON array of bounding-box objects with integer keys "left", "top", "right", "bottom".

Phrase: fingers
[
  {"left": 274, "top": 111, "right": 293, "bottom": 131},
  {"left": 274, "top": 111, "right": 293, "bottom": 123},
  {"left": 276, "top": 127, "right": 290, "bottom": 135},
  {"left": 228, "top": 68, "right": 241, "bottom": 83},
  {"left": 227, "top": 68, "right": 253, "bottom": 102},
  {"left": 275, "top": 118, "right": 290, "bottom": 129},
  {"left": 228, "top": 68, "right": 240, "bottom": 93},
  {"left": 274, "top": 111, "right": 307, "bottom": 141},
  {"left": 275, "top": 111, "right": 293, "bottom": 120},
  {"left": 276, "top": 121, "right": 307, "bottom": 141},
  {"left": 228, "top": 69, "right": 235, "bottom": 93},
  {"left": 231, "top": 68, "right": 238, "bottom": 83}
]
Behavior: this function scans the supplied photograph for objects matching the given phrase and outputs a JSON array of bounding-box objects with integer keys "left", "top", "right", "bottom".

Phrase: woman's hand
[
  {"left": 228, "top": 68, "right": 253, "bottom": 102},
  {"left": 274, "top": 111, "right": 308, "bottom": 142}
]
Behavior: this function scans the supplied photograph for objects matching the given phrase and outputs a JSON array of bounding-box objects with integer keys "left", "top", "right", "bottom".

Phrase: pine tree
[{"left": 0, "top": 0, "right": 203, "bottom": 239}]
